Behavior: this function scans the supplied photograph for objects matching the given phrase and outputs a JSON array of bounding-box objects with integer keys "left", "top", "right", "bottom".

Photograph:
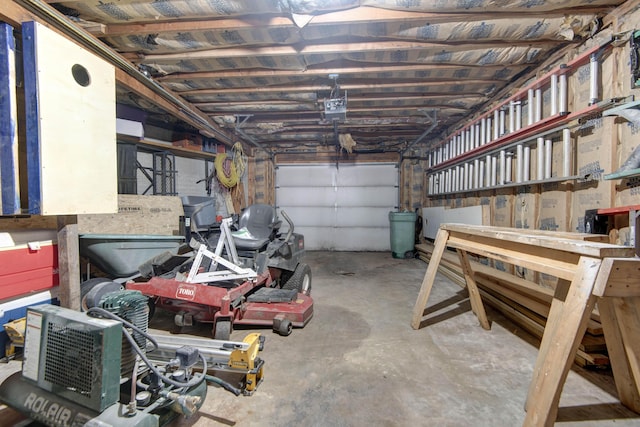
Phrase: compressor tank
[{"left": 0, "top": 372, "right": 159, "bottom": 426}]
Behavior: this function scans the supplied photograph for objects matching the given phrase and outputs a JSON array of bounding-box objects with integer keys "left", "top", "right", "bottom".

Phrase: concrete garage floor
[
  {"left": 166, "top": 251, "right": 640, "bottom": 427},
  {"left": 0, "top": 251, "right": 639, "bottom": 426}
]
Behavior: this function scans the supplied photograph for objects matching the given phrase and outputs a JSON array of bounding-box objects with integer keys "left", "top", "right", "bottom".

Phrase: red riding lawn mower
[{"left": 88, "top": 204, "right": 314, "bottom": 340}]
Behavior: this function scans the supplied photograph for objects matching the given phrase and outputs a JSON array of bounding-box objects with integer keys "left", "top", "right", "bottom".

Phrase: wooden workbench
[{"left": 411, "top": 224, "right": 640, "bottom": 426}]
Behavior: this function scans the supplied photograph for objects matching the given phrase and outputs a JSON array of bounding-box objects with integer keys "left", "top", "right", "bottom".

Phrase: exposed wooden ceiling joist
[
  {"left": 28, "top": 0, "right": 627, "bottom": 154},
  {"left": 126, "top": 40, "right": 558, "bottom": 63},
  {"left": 176, "top": 79, "right": 501, "bottom": 96},
  {"left": 157, "top": 63, "right": 524, "bottom": 82},
  {"left": 85, "top": 6, "right": 612, "bottom": 37}
]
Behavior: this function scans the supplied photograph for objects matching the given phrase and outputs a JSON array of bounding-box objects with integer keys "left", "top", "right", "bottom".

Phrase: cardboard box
[
  {"left": 492, "top": 188, "right": 514, "bottom": 228},
  {"left": 514, "top": 185, "right": 537, "bottom": 230},
  {"left": 539, "top": 182, "right": 572, "bottom": 232},
  {"left": 491, "top": 188, "right": 514, "bottom": 273},
  {"left": 172, "top": 133, "right": 203, "bottom": 150}
]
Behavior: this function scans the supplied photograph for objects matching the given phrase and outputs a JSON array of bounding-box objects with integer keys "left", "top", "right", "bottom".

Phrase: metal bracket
[
  {"left": 186, "top": 217, "right": 257, "bottom": 284},
  {"left": 631, "top": 30, "right": 640, "bottom": 88}
]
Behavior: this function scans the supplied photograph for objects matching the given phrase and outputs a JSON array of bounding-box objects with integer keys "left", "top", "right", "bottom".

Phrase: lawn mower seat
[{"left": 232, "top": 204, "right": 281, "bottom": 251}]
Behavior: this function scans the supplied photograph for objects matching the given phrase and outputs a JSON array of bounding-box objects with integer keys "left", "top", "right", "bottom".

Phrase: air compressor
[{"left": 0, "top": 290, "right": 209, "bottom": 426}]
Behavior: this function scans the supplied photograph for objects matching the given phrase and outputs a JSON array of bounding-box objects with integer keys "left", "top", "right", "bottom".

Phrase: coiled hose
[{"left": 215, "top": 142, "right": 246, "bottom": 188}]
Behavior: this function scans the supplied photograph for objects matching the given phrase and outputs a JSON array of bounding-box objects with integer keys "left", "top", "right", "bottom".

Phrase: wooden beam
[
  {"left": 598, "top": 297, "right": 640, "bottom": 412},
  {"left": 231, "top": 115, "right": 437, "bottom": 125},
  {"left": 446, "top": 235, "right": 580, "bottom": 281},
  {"left": 457, "top": 248, "right": 490, "bottom": 329},
  {"left": 94, "top": 6, "right": 612, "bottom": 36},
  {"left": 480, "top": 289, "right": 608, "bottom": 368},
  {"left": 411, "top": 228, "right": 451, "bottom": 329},
  {"left": 0, "top": 1, "right": 40, "bottom": 28},
  {"left": 328, "top": 94, "right": 484, "bottom": 104},
  {"left": 197, "top": 104, "right": 472, "bottom": 115},
  {"left": 200, "top": 104, "right": 472, "bottom": 115},
  {"left": 158, "top": 63, "right": 525, "bottom": 82},
  {"left": 198, "top": 100, "right": 311, "bottom": 108},
  {"left": 241, "top": 119, "right": 438, "bottom": 129},
  {"left": 205, "top": 95, "right": 468, "bottom": 107},
  {"left": 442, "top": 224, "right": 634, "bottom": 259},
  {"left": 253, "top": 134, "right": 422, "bottom": 143},
  {"left": 178, "top": 80, "right": 499, "bottom": 96},
  {"left": 129, "top": 40, "right": 558, "bottom": 62},
  {"left": 602, "top": 0, "right": 640, "bottom": 29},
  {"left": 96, "top": 15, "right": 295, "bottom": 36},
  {"left": 594, "top": 257, "right": 640, "bottom": 297},
  {"left": 57, "top": 215, "right": 80, "bottom": 311},
  {"left": 524, "top": 257, "right": 601, "bottom": 426},
  {"left": 274, "top": 150, "right": 399, "bottom": 163}
]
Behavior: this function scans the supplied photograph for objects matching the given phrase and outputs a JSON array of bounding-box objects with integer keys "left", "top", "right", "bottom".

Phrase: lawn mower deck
[{"left": 127, "top": 273, "right": 313, "bottom": 338}]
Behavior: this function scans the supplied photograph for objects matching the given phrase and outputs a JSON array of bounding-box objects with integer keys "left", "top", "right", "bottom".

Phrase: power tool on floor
[{"left": 0, "top": 290, "right": 263, "bottom": 426}]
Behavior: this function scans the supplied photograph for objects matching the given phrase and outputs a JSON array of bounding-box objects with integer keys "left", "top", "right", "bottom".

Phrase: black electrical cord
[
  {"left": 87, "top": 307, "right": 207, "bottom": 388},
  {"left": 205, "top": 375, "right": 241, "bottom": 396}
]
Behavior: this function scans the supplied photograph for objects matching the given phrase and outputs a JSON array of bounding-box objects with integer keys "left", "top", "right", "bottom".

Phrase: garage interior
[{"left": 2, "top": 0, "right": 640, "bottom": 426}]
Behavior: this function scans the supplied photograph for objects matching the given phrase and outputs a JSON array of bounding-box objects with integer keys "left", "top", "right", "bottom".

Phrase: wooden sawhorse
[{"left": 411, "top": 224, "right": 640, "bottom": 426}]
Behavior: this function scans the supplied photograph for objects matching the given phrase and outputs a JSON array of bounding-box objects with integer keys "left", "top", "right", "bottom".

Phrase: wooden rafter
[
  {"left": 85, "top": 6, "right": 611, "bottom": 36},
  {"left": 176, "top": 80, "right": 501, "bottom": 95},
  {"left": 196, "top": 94, "right": 480, "bottom": 108},
  {"left": 200, "top": 104, "right": 469, "bottom": 115},
  {"left": 126, "top": 40, "right": 559, "bottom": 62},
  {"left": 157, "top": 63, "right": 525, "bottom": 82}
]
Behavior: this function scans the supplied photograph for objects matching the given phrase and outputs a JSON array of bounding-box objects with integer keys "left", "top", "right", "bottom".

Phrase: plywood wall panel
[
  {"left": 22, "top": 21, "right": 116, "bottom": 215},
  {"left": 77, "top": 194, "right": 184, "bottom": 235}
]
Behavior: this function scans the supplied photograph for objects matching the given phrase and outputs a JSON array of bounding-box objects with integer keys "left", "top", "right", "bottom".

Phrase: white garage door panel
[
  {"left": 334, "top": 164, "right": 397, "bottom": 185},
  {"left": 296, "top": 226, "right": 388, "bottom": 251},
  {"left": 276, "top": 165, "right": 335, "bottom": 186},
  {"left": 332, "top": 227, "right": 389, "bottom": 251},
  {"left": 335, "top": 207, "right": 390, "bottom": 227},
  {"left": 277, "top": 187, "right": 337, "bottom": 206},
  {"left": 280, "top": 207, "right": 336, "bottom": 227},
  {"left": 277, "top": 163, "right": 397, "bottom": 251},
  {"left": 296, "top": 227, "right": 335, "bottom": 250},
  {"left": 280, "top": 187, "right": 395, "bottom": 208},
  {"left": 336, "top": 187, "right": 396, "bottom": 206}
]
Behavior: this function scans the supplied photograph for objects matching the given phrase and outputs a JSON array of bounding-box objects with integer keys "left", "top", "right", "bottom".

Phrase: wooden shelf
[{"left": 117, "top": 134, "right": 216, "bottom": 160}]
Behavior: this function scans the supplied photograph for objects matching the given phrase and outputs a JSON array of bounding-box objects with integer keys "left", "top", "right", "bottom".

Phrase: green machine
[{"left": 0, "top": 291, "right": 208, "bottom": 426}]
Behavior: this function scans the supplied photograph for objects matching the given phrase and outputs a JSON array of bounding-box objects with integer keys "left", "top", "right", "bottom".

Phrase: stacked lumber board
[{"left": 416, "top": 242, "right": 610, "bottom": 368}]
